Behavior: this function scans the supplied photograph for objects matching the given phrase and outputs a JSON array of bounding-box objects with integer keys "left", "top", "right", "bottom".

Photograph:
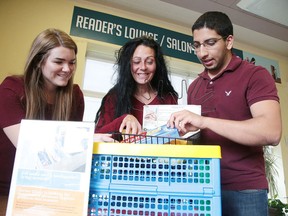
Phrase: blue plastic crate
[{"left": 88, "top": 143, "right": 221, "bottom": 216}]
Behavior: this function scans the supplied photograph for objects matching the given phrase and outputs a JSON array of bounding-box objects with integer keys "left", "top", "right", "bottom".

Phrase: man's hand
[{"left": 167, "top": 110, "right": 201, "bottom": 135}]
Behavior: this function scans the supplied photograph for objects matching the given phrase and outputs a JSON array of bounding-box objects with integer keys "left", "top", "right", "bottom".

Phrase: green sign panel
[{"left": 70, "top": 6, "right": 243, "bottom": 63}]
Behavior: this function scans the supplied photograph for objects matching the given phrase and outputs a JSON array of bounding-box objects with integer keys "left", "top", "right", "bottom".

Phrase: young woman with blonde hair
[{"left": 0, "top": 29, "right": 113, "bottom": 209}]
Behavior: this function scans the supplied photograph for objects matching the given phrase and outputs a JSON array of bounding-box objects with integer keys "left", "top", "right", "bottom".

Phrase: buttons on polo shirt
[{"left": 206, "top": 80, "right": 214, "bottom": 92}]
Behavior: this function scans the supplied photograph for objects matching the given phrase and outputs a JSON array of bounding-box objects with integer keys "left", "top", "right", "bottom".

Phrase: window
[
  {"left": 83, "top": 59, "right": 116, "bottom": 94},
  {"left": 82, "top": 58, "right": 116, "bottom": 122},
  {"left": 170, "top": 74, "right": 195, "bottom": 105}
]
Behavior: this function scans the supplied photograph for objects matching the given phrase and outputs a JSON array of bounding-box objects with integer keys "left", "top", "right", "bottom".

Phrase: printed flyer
[
  {"left": 6, "top": 120, "right": 95, "bottom": 216},
  {"left": 143, "top": 104, "right": 201, "bottom": 138}
]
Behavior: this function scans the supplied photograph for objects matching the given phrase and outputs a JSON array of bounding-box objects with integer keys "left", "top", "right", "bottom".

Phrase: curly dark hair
[{"left": 95, "top": 35, "right": 178, "bottom": 123}]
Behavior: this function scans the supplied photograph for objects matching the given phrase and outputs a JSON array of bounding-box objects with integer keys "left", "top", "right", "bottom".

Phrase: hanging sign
[
  {"left": 70, "top": 6, "right": 243, "bottom": 62},
  {"left": 70, "top": 6, "right": 200, "bottom": 62}
]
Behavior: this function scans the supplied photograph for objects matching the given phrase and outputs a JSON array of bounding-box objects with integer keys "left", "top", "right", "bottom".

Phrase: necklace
[
  {"left": 134, "top": 91, "right": 155, "bottom": 105},
  {"left": 141, "top": 92, "right": 151, "bottom": 100}
]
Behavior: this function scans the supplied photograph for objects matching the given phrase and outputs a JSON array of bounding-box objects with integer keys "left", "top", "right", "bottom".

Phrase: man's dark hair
[{"left": 192, "top": 11, "right": 233, "bottom": 37}]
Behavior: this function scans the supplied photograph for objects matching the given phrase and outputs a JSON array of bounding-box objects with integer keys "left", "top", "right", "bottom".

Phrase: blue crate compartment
[
  {"left": 89, "top": 143, "right": 221, "bottom": 216},
  {"left": 90, "top": 155, "right": 220, "bottom": 195},
  {"left": 88, "top": 189, "right": 221, "bottom": 216}
]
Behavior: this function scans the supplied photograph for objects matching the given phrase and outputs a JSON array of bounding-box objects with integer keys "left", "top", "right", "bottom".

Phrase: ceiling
[{"left": 85, "top": 0, "right": 288, "bottom": 56}]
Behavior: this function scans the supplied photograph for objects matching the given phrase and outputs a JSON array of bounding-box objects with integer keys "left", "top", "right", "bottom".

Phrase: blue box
[{"left": 88, "top": 143, "right": 222, "bottom": 216}]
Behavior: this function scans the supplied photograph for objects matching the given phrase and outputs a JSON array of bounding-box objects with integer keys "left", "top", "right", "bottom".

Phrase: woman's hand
[{"left": 119, "top": 114, "right": 142, "bottom": 134}]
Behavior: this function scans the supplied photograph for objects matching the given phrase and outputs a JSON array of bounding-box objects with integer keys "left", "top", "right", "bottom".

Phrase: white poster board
[{"left": 6, "top": 120, "right": 94, "bottom": 216}]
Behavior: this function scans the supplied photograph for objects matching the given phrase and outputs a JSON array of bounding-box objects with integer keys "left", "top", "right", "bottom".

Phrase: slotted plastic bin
[{"left": 88, "top": 142, "right": 221, "bottom": 216}]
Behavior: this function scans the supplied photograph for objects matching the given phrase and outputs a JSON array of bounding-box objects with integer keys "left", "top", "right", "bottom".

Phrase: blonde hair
[{"left": 23, "top": 28, "right": 78, "bottom": 120}]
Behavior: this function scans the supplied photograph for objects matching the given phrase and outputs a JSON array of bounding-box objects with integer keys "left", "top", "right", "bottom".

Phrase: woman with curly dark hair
[{"left": 95, "top": 36, "right": 178, "bottom": 134}]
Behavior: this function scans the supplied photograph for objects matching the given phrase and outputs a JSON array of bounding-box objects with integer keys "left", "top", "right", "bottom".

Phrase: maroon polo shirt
[{"left": 188, "top": 54, "right": 279, "bottom": 190}]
